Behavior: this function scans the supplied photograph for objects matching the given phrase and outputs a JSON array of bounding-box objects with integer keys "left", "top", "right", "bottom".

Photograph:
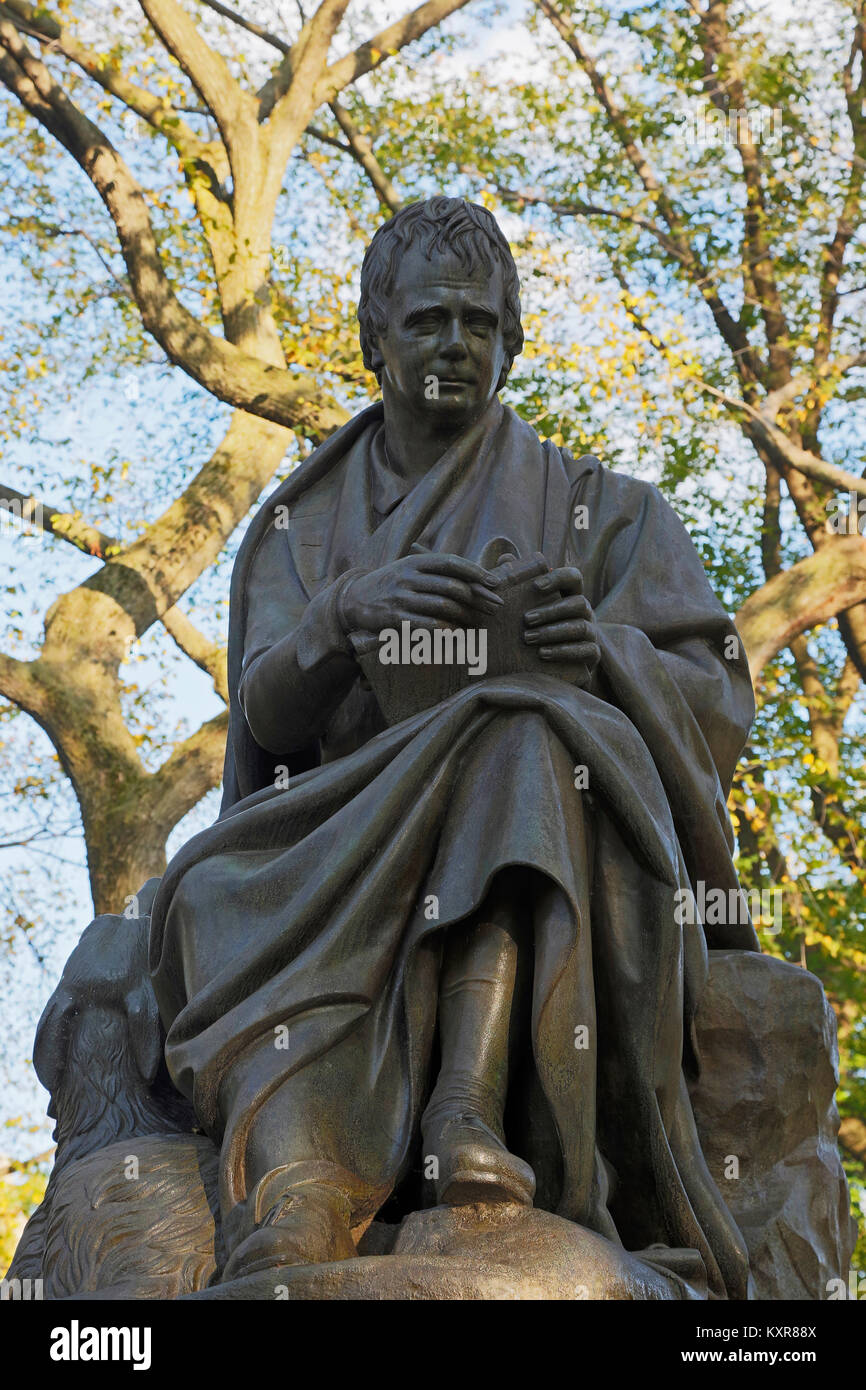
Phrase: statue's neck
[{"left": 382, "top": 398, "right": 497, "bottom": 484}]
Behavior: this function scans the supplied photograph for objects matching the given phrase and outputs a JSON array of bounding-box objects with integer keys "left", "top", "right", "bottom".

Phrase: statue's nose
[{"left": 439, "top": 322, "right": 469, "bottom": 358}]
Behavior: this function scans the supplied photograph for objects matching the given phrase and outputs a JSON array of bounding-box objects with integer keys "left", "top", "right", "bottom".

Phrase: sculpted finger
[
  {"left": 408, "top": 575, "right": 473, "bottom": 600},
  {"left": 409, "top": 575, "right": 503, "bottom": 613},
  {"left": 525, "top": 594, "right": 592, "bottom": 625},
  {"left": 394, "top": 610, "right": 438, "bottom": 630},
  {"left": 468, "top": 581, "right": 505, "bottom": 609},
  {"left": 534, "top": 566, "right": 583, "bottom": 595},
  {"left": 524, "top": 619, "right": 594, "bottom": 645},
  {"left": 407, "top": 595, "right": 477, "bottom": 624},
  {"left": 538, "top": 641, "right": 601, "bottom": 664},
  {"left": 414, "top": 553, "right": 503, "bottom": 589}
]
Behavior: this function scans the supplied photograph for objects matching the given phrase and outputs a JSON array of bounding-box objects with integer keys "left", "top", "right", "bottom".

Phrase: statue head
[{"left": 358, "top": 197, "right": 524, "bottom": 430}]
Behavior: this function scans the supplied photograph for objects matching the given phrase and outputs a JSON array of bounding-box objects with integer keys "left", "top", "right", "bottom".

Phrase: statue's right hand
[{"left": 339, "top": 553, "right": 505, "bottom": 634}]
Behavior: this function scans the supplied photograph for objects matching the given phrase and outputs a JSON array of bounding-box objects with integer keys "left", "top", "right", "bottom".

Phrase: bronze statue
[
  {"left": 11, "top": 197, "right": 853, "bottom": 1302},
  {"left": 149, "top": 195, "right": 758, "bottom": 1295}
]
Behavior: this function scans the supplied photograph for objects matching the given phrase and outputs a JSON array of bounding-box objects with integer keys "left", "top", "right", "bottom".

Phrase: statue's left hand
[{"left": 523, "top": 566, "right": 601, "bottom": 686}]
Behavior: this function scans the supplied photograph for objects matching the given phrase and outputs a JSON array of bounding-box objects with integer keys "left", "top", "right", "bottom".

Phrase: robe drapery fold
[{"left": 149, "top": 397, "right": 759, "bottom": 1299}]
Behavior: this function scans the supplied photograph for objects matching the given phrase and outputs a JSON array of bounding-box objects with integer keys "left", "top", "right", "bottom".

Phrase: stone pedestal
[
  {"left": 689, "top": 950, "right": 855, "bottom": 1300},
  {"left": 183, "top": 1203, "right": 704, "bottom": 1301},
  {"left": 19, "top": 949, "right": 855, "bottom": 1301}
]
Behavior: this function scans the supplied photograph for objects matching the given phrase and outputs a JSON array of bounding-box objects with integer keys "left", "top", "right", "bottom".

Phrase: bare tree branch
[
  {"left": 143, "top": 707, "right": 229, "bottom": 828},
  {"left": 0, "top": 20, "right": 345, "bottom": 437},
  {"left": 199, "top": 0, "right": 291, "bottom": 54},
  {"left": 0, "top": 482, "right": 228, "bottom": 700},
  {"left": 306, "top": 122, "right": 349, "bottom": 153},
  {"left": 260, "top": 0, "right": 352, "bottom": 192},
  {"left": 759, "top": 351, "right": 866, "bottom": 421},
  {"left": 496, "top": 182, "right": 683, "bottom": 259},
  {"left": 816, "top": 6, "right": 866, "bottom": 372},
  {"left": 160, "top": 606, "right": 228, "bottom": 703},
  {"left": 0, "top": 0, "right": 223, "bottom": 172},
  {"left": 0, "top": 651, "right": 39, "bottom": 713},
  {"left": 534, "top": 0, "right": 764, "bottom": 392},
  {"left": 693, "top": 0, "right": 793, "bottom": 385},
  {"left": 736, "top": 535, "right": 866, "bottom": 677},
  {"left": 603, "top": 264, "right": 866, "bottom": 499},
  {"left": 256, "top": 0, "right": 350, "bottom": 123},
  {"left": 329, "top": 99, "right": 402, "bottom": 211},
  {"left": 790, "top": 636, "right": 862, "bottom": 870},
  {"left": 97, "top": 409, "right": 292, "bottom": 631},
  {"left": 0, "top": 482, "right": 116, "bottom": 557},
  {"left": 317, "top": 0, "right": 474, "bottom": 102},
  {"left": 137, "top": 0, "right": 253, "bottom": 158}
]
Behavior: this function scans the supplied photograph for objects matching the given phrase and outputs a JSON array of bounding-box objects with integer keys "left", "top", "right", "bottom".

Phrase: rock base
[
  {"left": 26, "top": 951, "right": 855, "bottom": 1302},
  {"left": 690, "top": 950, "right": 855, "bottom": 1299},
  {"left": 183, "top": 1203, "right": 706, "bottom": 1301}
]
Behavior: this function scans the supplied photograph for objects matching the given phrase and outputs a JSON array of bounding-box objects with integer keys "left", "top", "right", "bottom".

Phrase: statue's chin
[{"left": 421, "top": 391, "right": 490, "bottom": 431}]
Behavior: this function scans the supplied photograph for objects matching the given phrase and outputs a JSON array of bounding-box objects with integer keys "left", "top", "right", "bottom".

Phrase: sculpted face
[{"left": 370, "top": 243, "right": 510, "bottom": 434}]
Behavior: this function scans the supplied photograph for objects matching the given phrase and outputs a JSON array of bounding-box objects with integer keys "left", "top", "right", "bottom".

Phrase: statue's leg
[
  {"left": 215, "top": 933, "right": 443, "bottom": 1283},
  {"left": 219, "top": 1159, "right": 360, "bottom": 1284},
  {"left": 421, "top": 867, "right": 536, "bottom": 1207}
]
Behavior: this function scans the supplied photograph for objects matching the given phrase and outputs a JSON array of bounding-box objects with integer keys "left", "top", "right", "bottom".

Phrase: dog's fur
[{"left": 6, "top": 882, "right": 224, "bottom": 1297}]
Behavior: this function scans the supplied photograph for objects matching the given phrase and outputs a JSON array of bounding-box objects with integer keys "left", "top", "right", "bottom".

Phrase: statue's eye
[{"left": 410, "top": 311, "right": 442, "bottom": 331}]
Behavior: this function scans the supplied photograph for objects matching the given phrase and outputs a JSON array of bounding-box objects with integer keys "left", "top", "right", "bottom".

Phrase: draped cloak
[{"left": 148, "top": 396, "right": 760, "bottom": 1300}]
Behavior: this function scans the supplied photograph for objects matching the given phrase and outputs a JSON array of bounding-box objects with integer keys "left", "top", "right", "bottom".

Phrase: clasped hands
[{"left": 338, "top": 552, "right": 600, "bottom": 688}]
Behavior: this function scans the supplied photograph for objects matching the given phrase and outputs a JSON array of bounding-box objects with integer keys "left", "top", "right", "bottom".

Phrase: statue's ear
[
  {"left": 125, "top": 982, "right": 163, "bottom": 1084},
  {"left": 369, "top": 340, "right": 384, "bottom": 380},
  {"left": 496, "top": 361, "right": 510, "bottom": 393},
  {"left": 33, "top": 985, "right": 75, "bottom": 1097}
]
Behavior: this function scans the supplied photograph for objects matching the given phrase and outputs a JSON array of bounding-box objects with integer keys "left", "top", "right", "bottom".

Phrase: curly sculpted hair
[{"left": 358, "top": 196, "right": 524, "bottom": 380}]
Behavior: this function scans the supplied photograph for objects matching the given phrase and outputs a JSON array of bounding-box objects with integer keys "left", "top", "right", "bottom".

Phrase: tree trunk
[{"left": 85, "top": 817, "right": 169, "bottom": 916}]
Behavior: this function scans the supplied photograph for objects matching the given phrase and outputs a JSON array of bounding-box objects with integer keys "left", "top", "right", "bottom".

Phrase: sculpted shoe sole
[
  {"left": 220, "top": 1187, "right": 356, "bottom": 1283},
  {"left": 424, "top": 1112, "right": 536, "bottom": 1208}
]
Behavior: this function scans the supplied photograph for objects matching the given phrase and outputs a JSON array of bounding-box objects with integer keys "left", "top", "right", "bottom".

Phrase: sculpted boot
[
  {"left": 422, "top": 901, "right": 536, "bottom": 1208},
  {"left": 220, "top": 1163, "right": 357, "bottom": 1283}
]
